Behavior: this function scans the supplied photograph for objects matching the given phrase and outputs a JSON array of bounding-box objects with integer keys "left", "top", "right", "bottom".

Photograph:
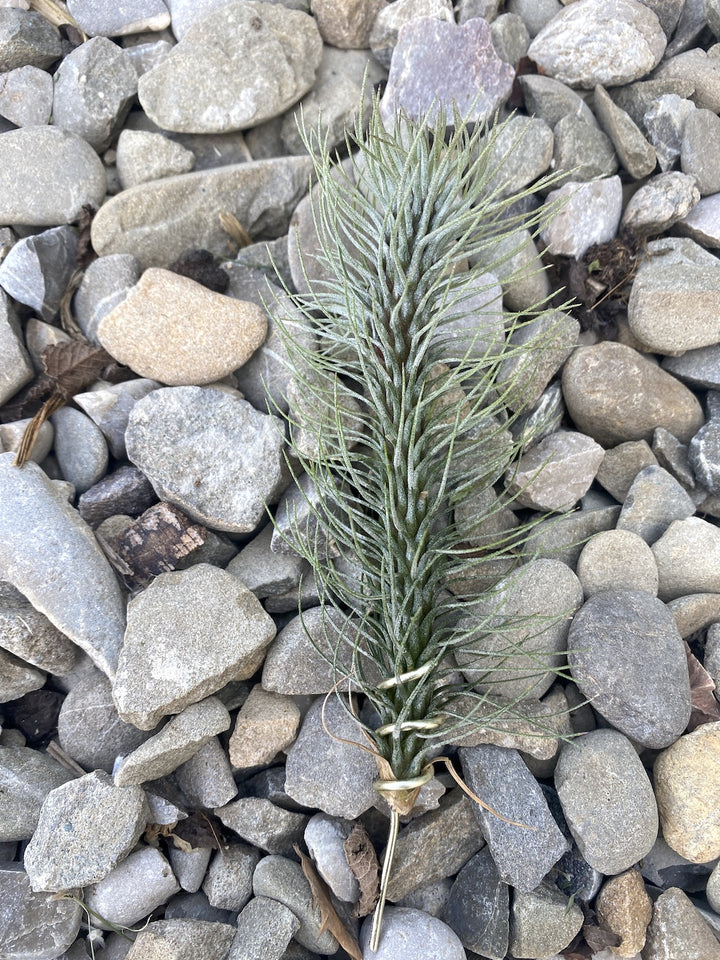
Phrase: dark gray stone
[
  {"left": 541, "top": 785, "right": 603, "bottom": 902},
  {"left": 0, "top": 292, "right": 32, "bottom": 406},
  {"left": 617, "top": 465, "right": 696, "bottom": 544},
  {"left": 174, "top": 737, "right": 238, "bottom": 809},
  {"left": 227, "top": 524, "right": 305, "bottom": 601},
  {"left": 227, "top": 896, "right": 300, "bottom": 960},
  {"left": 214, "top": 798, "right": 307, "bottom": 857},
  {"left": 0, "top": 9, "right": 61, "bottom": 71},
  {"left": 652, "top": 428, "right": 696, "bottom": 489},
  {"left": 0, "top": 226, "right": 78, "bottom": 322},
  {"left": 491, "top": 12, "right": 530, "bottom": 64},
  {"left": 643, "top": 93, "right": 697, "bottom": 171},
  {"left": 663, "top": 344, "right": 720, "bottom": 390},
  {"left": 0, "top": 863, "right": 82, "bottom": 959},
  {"left": 77, "top": 464, "right": 157, "bottom": 528},
  {"left": 689, "top": 394, "right": 720, "bottom": 495},
  {"left": 443, "top": 847, "right": 509, "bottom": 959},
  {"left": 567, "top": 589, "right": 691, "bottom": 749},
  {"left": 484, "top": 115, "right": 554, "bottom": 198},
  {"left": 458, "top": 744, "right": 569, "bottom": 891},
  {"left": 522, "top": 503, "right": 621, "bottom": 568}
]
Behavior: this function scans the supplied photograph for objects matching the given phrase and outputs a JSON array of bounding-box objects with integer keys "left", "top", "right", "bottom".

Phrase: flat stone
[
  {"left": 498, "top": 310, "right": 578, "bottom": 412},
  {"left": 552, "top": 113, "right": 618, "bottom": 184},
  {"left": 116, "top": 129, "right": 195, "bottom": 189},
  {"left": 77, "top": 464, "right": 157, "bottom": 528},
  {"left": 567, "top": 589, "right": 691, "bottom": 748},
  {"left": 138, "top": 1, "right": 322, "bottom": 133},
  {"left": 541, "top": 177, "right": 623, "bottom": 259},
  {"left": 66, "top": 0, "right": 171, "bottom": 37},
  {"left": 555, "top": 729, "right": 658, "bottom": 874},
  {"left": 617, "top": 465, "right": 696, "bottom": 544},
  {"left": 114, "top": 697, "right": 231, "bottom": 785},
  {"left": 284, "top": 695, "right": 378, "bottom": 818},
  {"left": 562, "top": 342, "right": 705, "bottom": 446},
  {"left": 125, "top": 919, "right": 236, "bottom": 960},
  {"left": 253, "top": 855, "right": 339, "bottom": 954},
  {"left": 113, "top": 564, "right": 276, "bottom": 729},
  {"left": 459, "top": 744, "right": 569, "bottom": 891},
  {"left": 125, "top": 386, "right": 286, "bottom": 534},
  {"left": 652, "top": 516, "right": 720, "bottom": 602},
  {"left": 0, "top": 9, "right": 61, "bottom": 71},
  {"left": 595, "top": 868, "right": 653, "bottom": 958},
  {"left": 652, "top": 427, "right": 696, "bottom": 489},
  {"left": 0, "top": 126, "right": 106, "bottom": 226},
  {"left": 505, "top": 429, "right": 604, "bottom": 511},
  {"left": 519, "top": 73, "right": 598, "bottom": 127},
  {"left": 84, "top": 847, "right": 180, "bottom": 930},
  {"left": 74, "top": 378, "right": 159, "bottom": 460},
  {"left": 622, "top": 171, "right": 699, "bottom": 235},
  {"left": 98, "top": 268, "right": 267, "bottom": 386},
  {"left": 642, "top": 887, "right": 720, "bottom": 960},
  {"left": 0, "top": 863, "right": 82, "bottom": 959},
  {"left": 58, "top": 669, "right": 155, "bottom": 774},
  {"left": 51, "top": 406, "right": 109, "bottom": 495},
  {"left": 509, "top": 881, "right": 584, "bottom": 959},
  {"left": 593, "top": 83, "right": 657, "bottom": 178},
  {"left": 303, "top": 814, "right": 359, "bottom": 904},
  {"left": 201, "top": 844, "right": 259, "bottom": 913},
  {"left": 380, "top": 16, "right": 515, "bottom": 125},
  {"left": 0, "top": 225, "right": 78, "bottom": 322},
  {"left": 0, "top": 745, "right": 73, "bottom": 841},
  {"left": 577, "top": 528, "right": 659, "bottom": 597},
  {"left": 0, "top": 592, "right": 77, "bottom": 675},
  {"left": 654, "top": 48, "right": 720, "bottom": 113},
  {"left": 214, "top": 798, "right": 306, "bottom": 857},
  {"left": 92, "top": 155, "right": 311, "bottom": 269},
  {"left": 227, "top": 523, "right": 305, "bottom": 601},
  {"left": 0, "top": 648, "right": 45, "bottom": 701},
  {"left": 0, "top": 64, "right": 53, "bottom": 126},
  {"left": 443, "top": 846, "right": 509, "bottom": 959},
  {"left": 663, "top": 343, "right": 720, "bottom": 390},
  {"left": 228, "top": 684, "right": 300, "bottom": 769},
  {"left": 0, "top": 454, "right": 126, "bottom": 677},
  {"left": 359, "top": 906, "right": 466, "bottom": 960},
  {"left": 23, "top": 770, "right": 148, "bottom": 892},
  {"left": 52, "top": 36, "right": 137, "bottom": 151},
  {"left": 527, "top": 0, "right": 666, "bottom": 88},
  {"left": 484, "top": 115, "right": 554, "bottom": 197},
  {"left": 227, "top": 896, "right": 300, "bottom": 960}
]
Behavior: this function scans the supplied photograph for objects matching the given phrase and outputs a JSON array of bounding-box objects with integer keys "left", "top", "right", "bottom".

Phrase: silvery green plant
[{"left": 272, "top": 98, "right": 573, "bottom": 948}]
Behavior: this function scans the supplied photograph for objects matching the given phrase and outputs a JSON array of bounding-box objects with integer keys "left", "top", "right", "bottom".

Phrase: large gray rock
[
  {"left": 0, "top": 454, "right": 126, "bottom": 677},
  {"left": 541, "top": 177, "right": 623, "bottom": 259},
  {"left": 652, "top": 516, "right": 720, "bottom": 601},
  {"left": 0, "top": 9, "right": 61, "bottom": 71},
  {"left": 0, "top": 746, "right": 73, "bottom": 842},
  {"left": 0, "top": 863, "right": 82, "bottom": 960},
  {"left": 359, "top": 906, "right": 466, "bottom": 960},
  {"left": 138, "top": 1, "right": 322, "bottom": 133},
  {"left": 125, "top": 919, "right": 236, "bottom": 960},
  {"left": 505, "top": 429, "right": 604, "bottom": 511},
  {"left": 0, "top": 225, "right": 78, "bottom": 322},
  {"left": 83, "top": 847, "right": 180, "bottom": 931},
  {"left": 91, "top": 155, "right": 311, "bottom": 268}
]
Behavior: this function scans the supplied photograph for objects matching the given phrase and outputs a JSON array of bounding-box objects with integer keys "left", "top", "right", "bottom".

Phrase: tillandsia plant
[{"left": 272, "top": 98, "right": 574, "bottom": 950}]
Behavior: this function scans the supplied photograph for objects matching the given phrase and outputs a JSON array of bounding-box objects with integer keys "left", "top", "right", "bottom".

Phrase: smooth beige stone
[
  {"left": 97, "top": 268, "right": 267, "bottom": 386},
  {"left": 228, "top": 684, "right": 300, "bottom": 769}
]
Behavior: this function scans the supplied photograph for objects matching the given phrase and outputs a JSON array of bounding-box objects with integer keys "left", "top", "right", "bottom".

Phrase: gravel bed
[{"left": 2, "top": 1, "right": 720, "bottom": 959}]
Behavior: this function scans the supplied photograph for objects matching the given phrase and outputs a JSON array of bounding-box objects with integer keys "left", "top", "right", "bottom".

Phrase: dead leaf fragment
[
  {"left": 294, "top": 844, "right": 363, "bottom": 960},
  {"left": 685, "top": 641, "right": 720, "bottom": 730},
  {"left": 343, "top": 824, "right": 379, "bottom": 916},
  {"left": 113, "top": 502, "right": 208, "bottom": 588}
]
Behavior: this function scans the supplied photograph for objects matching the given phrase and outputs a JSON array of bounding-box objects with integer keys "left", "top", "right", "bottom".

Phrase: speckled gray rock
[
  {"left": 443, "top": 846, "right": 509, "bottom": 958},
  {"left": 0, "top": 126, "right": 106, "bottom": 226},
  {"left": 527, "top": 0, "right": 666, "bottom": 88},
  {"left": 227, "top": 524, "right": 305, "bottom": 601},
  {"left": 689, "top": 395, "right": 720, "bottom": 495},
  {"left": 227, "top": 896, "right": 300, "bottom": 960},
  {"left": 505, "top": 429, "right": 604, "bottom": 511},
  {"left": 509, "top": 881, "right": 584, "bottom": 959},
  {"left": 0, "top": 225, "right": 78, "bottom": 322},
  {"left": 284, "top": 695, "right": 377, "bottom": 818},
  {"left": 91, "top": 155, "right": 311, "bottom": 268},
  {"left": 459, "top": 745, "right": 569, "bottom": 891},
  {"left": 0, "top": 9, "right": 61, "bottom": 71},
  {"left": 138, "top": 2, "right": 322, "bottom": 133},
  {"left": 126, "top": 386, "right": 286, "bottom": 535},
  {"left": 643, "top": 93, "right": 696, "bottom": 171},
  {"left": 114, "top": 697, "right": 231, "bottom": 786},
  {"left": 0, "top": 746, "right": 73, "bottom": 842},
  {"left": 169, "top": 846, "right": 212, "bottom": 895},
  {"left": 380, "top": 15, "right": 515, "bottom": 125},
  {"left": 202, "top": 844, "right": 260, "bottom": 912},
  {"left": 360, "top": 906, "right": 466, "bottom": 960},
  {"left": 23, "top": 770, "right": 148, "bottom": 892},
  {"left": 51, "top": 406, "right": 109, "bottom": 495},
  {"left": 125, "top": 919, "right": 236, "bottom": 960},
  {"left": 116, "top": 129, "right": 195, "bottom": 189},
  {"left": 0, "top": 64, "right": 53, "bottom": 126},
  {"left": 653, "top": 426, "right": 695, "bottom": 488},
  {"left": 676, "top": 191, "right": 720, "bottom": 248},
  {"left": 52, "top": 37, "right": 138, "bottom": 151},
  {"left": 562, "top": 342, "right": 705, "bottom": 446},
  {"left": 623, "top": 172, "right": 699, "bottom": 238},
  {"left": 0, "top": 454, "right": 126, "bottom": 677},
  {"left": 456, "top": 559, "right": 583, "bottom": 700},
  {"left": 174, "top": 736, "right": 238, "bottom": 809},
  {"left": 617, "top": 465, "right": 696, "bottom": 544},
  {"left": 652, "top": 516, "right": 720, "bottom": 601},
  {"left": 84, "top": 847, "right": 180, "bottom": 931},
  {"left": 484, "top": 115, "right": 554, "bottom": 197},
  {"left": 66, "top": 0, "right": 171, "bottom": 36},
  {"left": 58, "top": 669, "right": 155, "bottom": 774},
  {"left": 73, "top": 378, "right": 158, "bottom": 460},
  {"left": 0, "top": 863, "right": 82, "bottom": 960},
  {"left": 654, "top": 48, "right": 720, "bottom": 112},
  {"left": 568, "top": 589, "right": 691, "bottom": 748},
  {"left": 252, "top": 855, "right": 339, "bottom": 954},
  {"left": 519, "top": 73, "right": 598, "bottom": 128},
  {"left": 0, "top": 592, "right": 77, "bottom": 675},
  {"left": 642, "top": 887, "right": 720, "bottom": 960},
  {"left": 490, "top": 12, "right": 530, "bottom": 64},
  {"left": 214, "top": 797, "right": 306, "bottom": 857},
  {"left": 0, "top": 294, "right": 32, "bottom": 407},
  {"left": 228, "top": 685, "right": 299, "bottom": 769},
  {"left": 0, "top": 647, "right": 45, "bottom": 700},
  {"left": 555, "top": 729, "right": 658, "bottom": 874},
  {"left": 475, "top": 227, "right": 550, "bottom": 313},
  {"left": 541, "top": 177, "right": 623, "bottom": 259},
  {"left": 681, "top": 107, "right": 720, "bottom": 195},
  {"left": 552, "top": 114, "right": 618, "bottom": 183},
  {"left": 303, "top": 814, "right": 358, "bottom": 903},
  {"left": 663, "top": 343, "right": 720, "bottom": 390},
  {"left": 593, "top": 83, "right": 657, "bottom": 178},
  {"left": 577, "top": 529, "right": 659, "bottom": 597},
  {"left": 113, "top": 564, "right": 276, "bottom": 730}
]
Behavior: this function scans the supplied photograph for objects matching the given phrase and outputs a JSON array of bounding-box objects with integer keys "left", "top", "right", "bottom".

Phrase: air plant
[{"left": 272, "top": 98, "right": 574, "bottom": 951}]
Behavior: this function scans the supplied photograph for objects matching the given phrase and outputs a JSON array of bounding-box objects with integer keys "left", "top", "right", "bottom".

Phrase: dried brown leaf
[
  {"left": 41, "top": 341, "right": 113, "bottom": 399},
  {"left": 0, "top": 374, "right": 55, "bottom": 422},
  {"left": 343, "top": 824, "right": 379, "bottom": 917},
  {"left": 686, "top": 641, "right": 720, "bottom": 731},
  {"left": 294, "top": 844, "right": 363, "bottom": 960}
]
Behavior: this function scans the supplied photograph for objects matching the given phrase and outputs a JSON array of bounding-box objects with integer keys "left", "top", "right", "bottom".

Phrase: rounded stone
[
  {"left": 654, "top": 721, "right": 720, "bottom": 863},
  {"left": 51, "top": 406, "right": 109, "bottom": 495},
  {"left": 555, "top": 729, "right": 659, "bottom": 875},
  {"left": 541, "top": 177, "right": 623, "bottom": 259},
  {"left": 83, "top": 847, "right": 180, "bottom": 931},
  {"left": 576, "top": 529, "right": 659, "bottom": 597},
  {"left": 595, "top": 868, "right": 653, "bottom": 957},
  {"left": 97, "top": 268, "right": 268, "bottom": 386},
  {"left": 651, "top": 516, "right": 720, "bottom": 601},
  {"left": 567, "top": 589, "right": 691, "bottom": 749},
  {"left": 359, "top": 906, "right": 466, "bottom": 960}
]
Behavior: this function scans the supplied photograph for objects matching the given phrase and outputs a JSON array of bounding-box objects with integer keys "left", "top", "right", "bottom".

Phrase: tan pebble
[
  {"left": 595, "top": 868, "right": 652, "bottom": 957},
  {"left": 229, "top": 684, "right": 301, "bottom": 769},
  {"left": 97, "top": 267, "right": 267, "bottom": 386}
]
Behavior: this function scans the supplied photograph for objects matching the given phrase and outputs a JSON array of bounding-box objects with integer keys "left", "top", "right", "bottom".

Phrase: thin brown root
[{"left": 369, "top": 808, "right": 399, "bottom": 953}]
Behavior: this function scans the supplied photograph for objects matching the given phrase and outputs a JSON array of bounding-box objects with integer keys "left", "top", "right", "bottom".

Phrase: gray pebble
[
  {"left": 51, "top": 406, "right": 109, "bottom": 495},
  {"left": 0, "top": 863, "right": 82, "bottom": 959},
  {"left": 0, "top": 649, "right": 45, "bottom": 701},
  {"left": 84, "top": 847, "right": 180, "bottom": 931},
  {"left": 0, "top": 9, "right": 61, "bottom": 71},
  {"left": 577, "top": 529, "right": 659, "bottom": 597},
  {"left": 519, "top": 73, "right": 598, "bottom": 128},
  {"left": 370, "top": 0, "right": 453, "bottom": 68},
  {"left": 124, "top": 36, "right": 174, "bottom": 77},
  {"left": 642, "top": 886, "right": 720, "bottom": 960},
  {"left": 459, "top": 744, "right": 569, "bottom": 891},
  {"left": 0, "top": 418, "right": 54, "bottom": 464},
  {"left": 227, "top": 523, "right": 305, "bottom": 602},
  {"left": 555, "top": 729, "right": 658, "bottom": 874},
  {"left": 491, "top": 12, "right": 530, "bottom": 64},
  {"left": 0, "top": 295, "right": 32, "bottom": 406},
  {"left": 73, "top": 378, "right": 159, "bottom": 460},
  {"left": 23, "top": 770, "right": 148, "bottom": 892},
  {"left": 113, "top": 564, "right": 276, "bottom": 730},
  {"left": 443, "top": 846, "right": 509, "bottom": 958},
  {"left": 552, "top": 114, "right": 618, "bottom": 184},
  {"left": 541, "top": 177, "right": 623, "bottom": 259},
  {"left": 501, "top": 311, "right": 578, "bottom": 412},
  {"left": 0, "top": 745, "right": 73, "bottom": 842},
  {"left": 475, "top": 227, "right": 551, "bottom": 313},
  {"left": 66, "top": 0, "right": 171, "bottom": 37},
  {"left": 654, "top": 47, "right": 720, "bottom": 113},
  {"left": 484, "top": 115, "right": 554, "bottom": 198},
  {"left": 0, "top": 225, "right": 78, "bottom": 322},
  {"left": 73, "top": 253, "right": 141, "bottom": 344},
  {"left": 202, "top": 844, "right": 260, "bottom": 912},
  {"left": 689, "top": 395, "right": 720, "bottom": 495},
  {"left": 568, "top": 589, "right": 691, "bottom": 748},
  {"left": 360, "top": 905, "right": 466, "bottom": 960},
  {"left": 124, "top": 919, "right": 235, "bottom": 959},
  {"left": 507, "top": 0, "right": 561, "bottom": 37},
  {"left": 52, "top": 37, "right": 138, "bottom": 151},
  {"left": 227, "top": 896, "right": 300, "bottom": 960},
  {"left": 622, "top": 171, "right": 699, "bottom": 235},
  {"left": 681, "top": 106, "right": 720, "bottom": 194},
  {"left": 663, "top": 343, "right": 720, "bottom": 390},
  {"left": 652, "top": 426, "right": 695, "bottom": 489},
  {"left": 215, "top": 797, "right": 307, "bottom": 857},
  {"left": 505, "top": 429, "right": 604, "bottom": 512},
  {"left": 509, "top": 880, "right": 583, "bottom": 959},
  {"left": 595, "top": 439, "right": 658, "bottom": 502},
  {"left": 174, "top": 737, "right": 238, "bottom": 809},
  {"left": 643, "top": 93, "right": 697, "bottom": 171},
  {"left": 652, "top": 516, "right": 720, "bottom": 600},
  {"left": 304, "top": 813, "right": 358, "bottom": 903},
  {"left": 0, "top": 64, "right": 53, "bottom": 126},
  {"left": 593, "top": 83, "right": 657, "bottom": 179},
  {"left": 676, "top": 191, "right": 720, "bottom": 248},
  {"left": 617, "top": 465, "right": 696, "bottom": 544},
  {"left": 116, "top": 129, "right": 195, "bottom": 189},
  {"left": 0, "top": 591, "right": 77, "bottom": 675},
  {"left": 168, "top": 845, "right": 212, "bottom": 894}
]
